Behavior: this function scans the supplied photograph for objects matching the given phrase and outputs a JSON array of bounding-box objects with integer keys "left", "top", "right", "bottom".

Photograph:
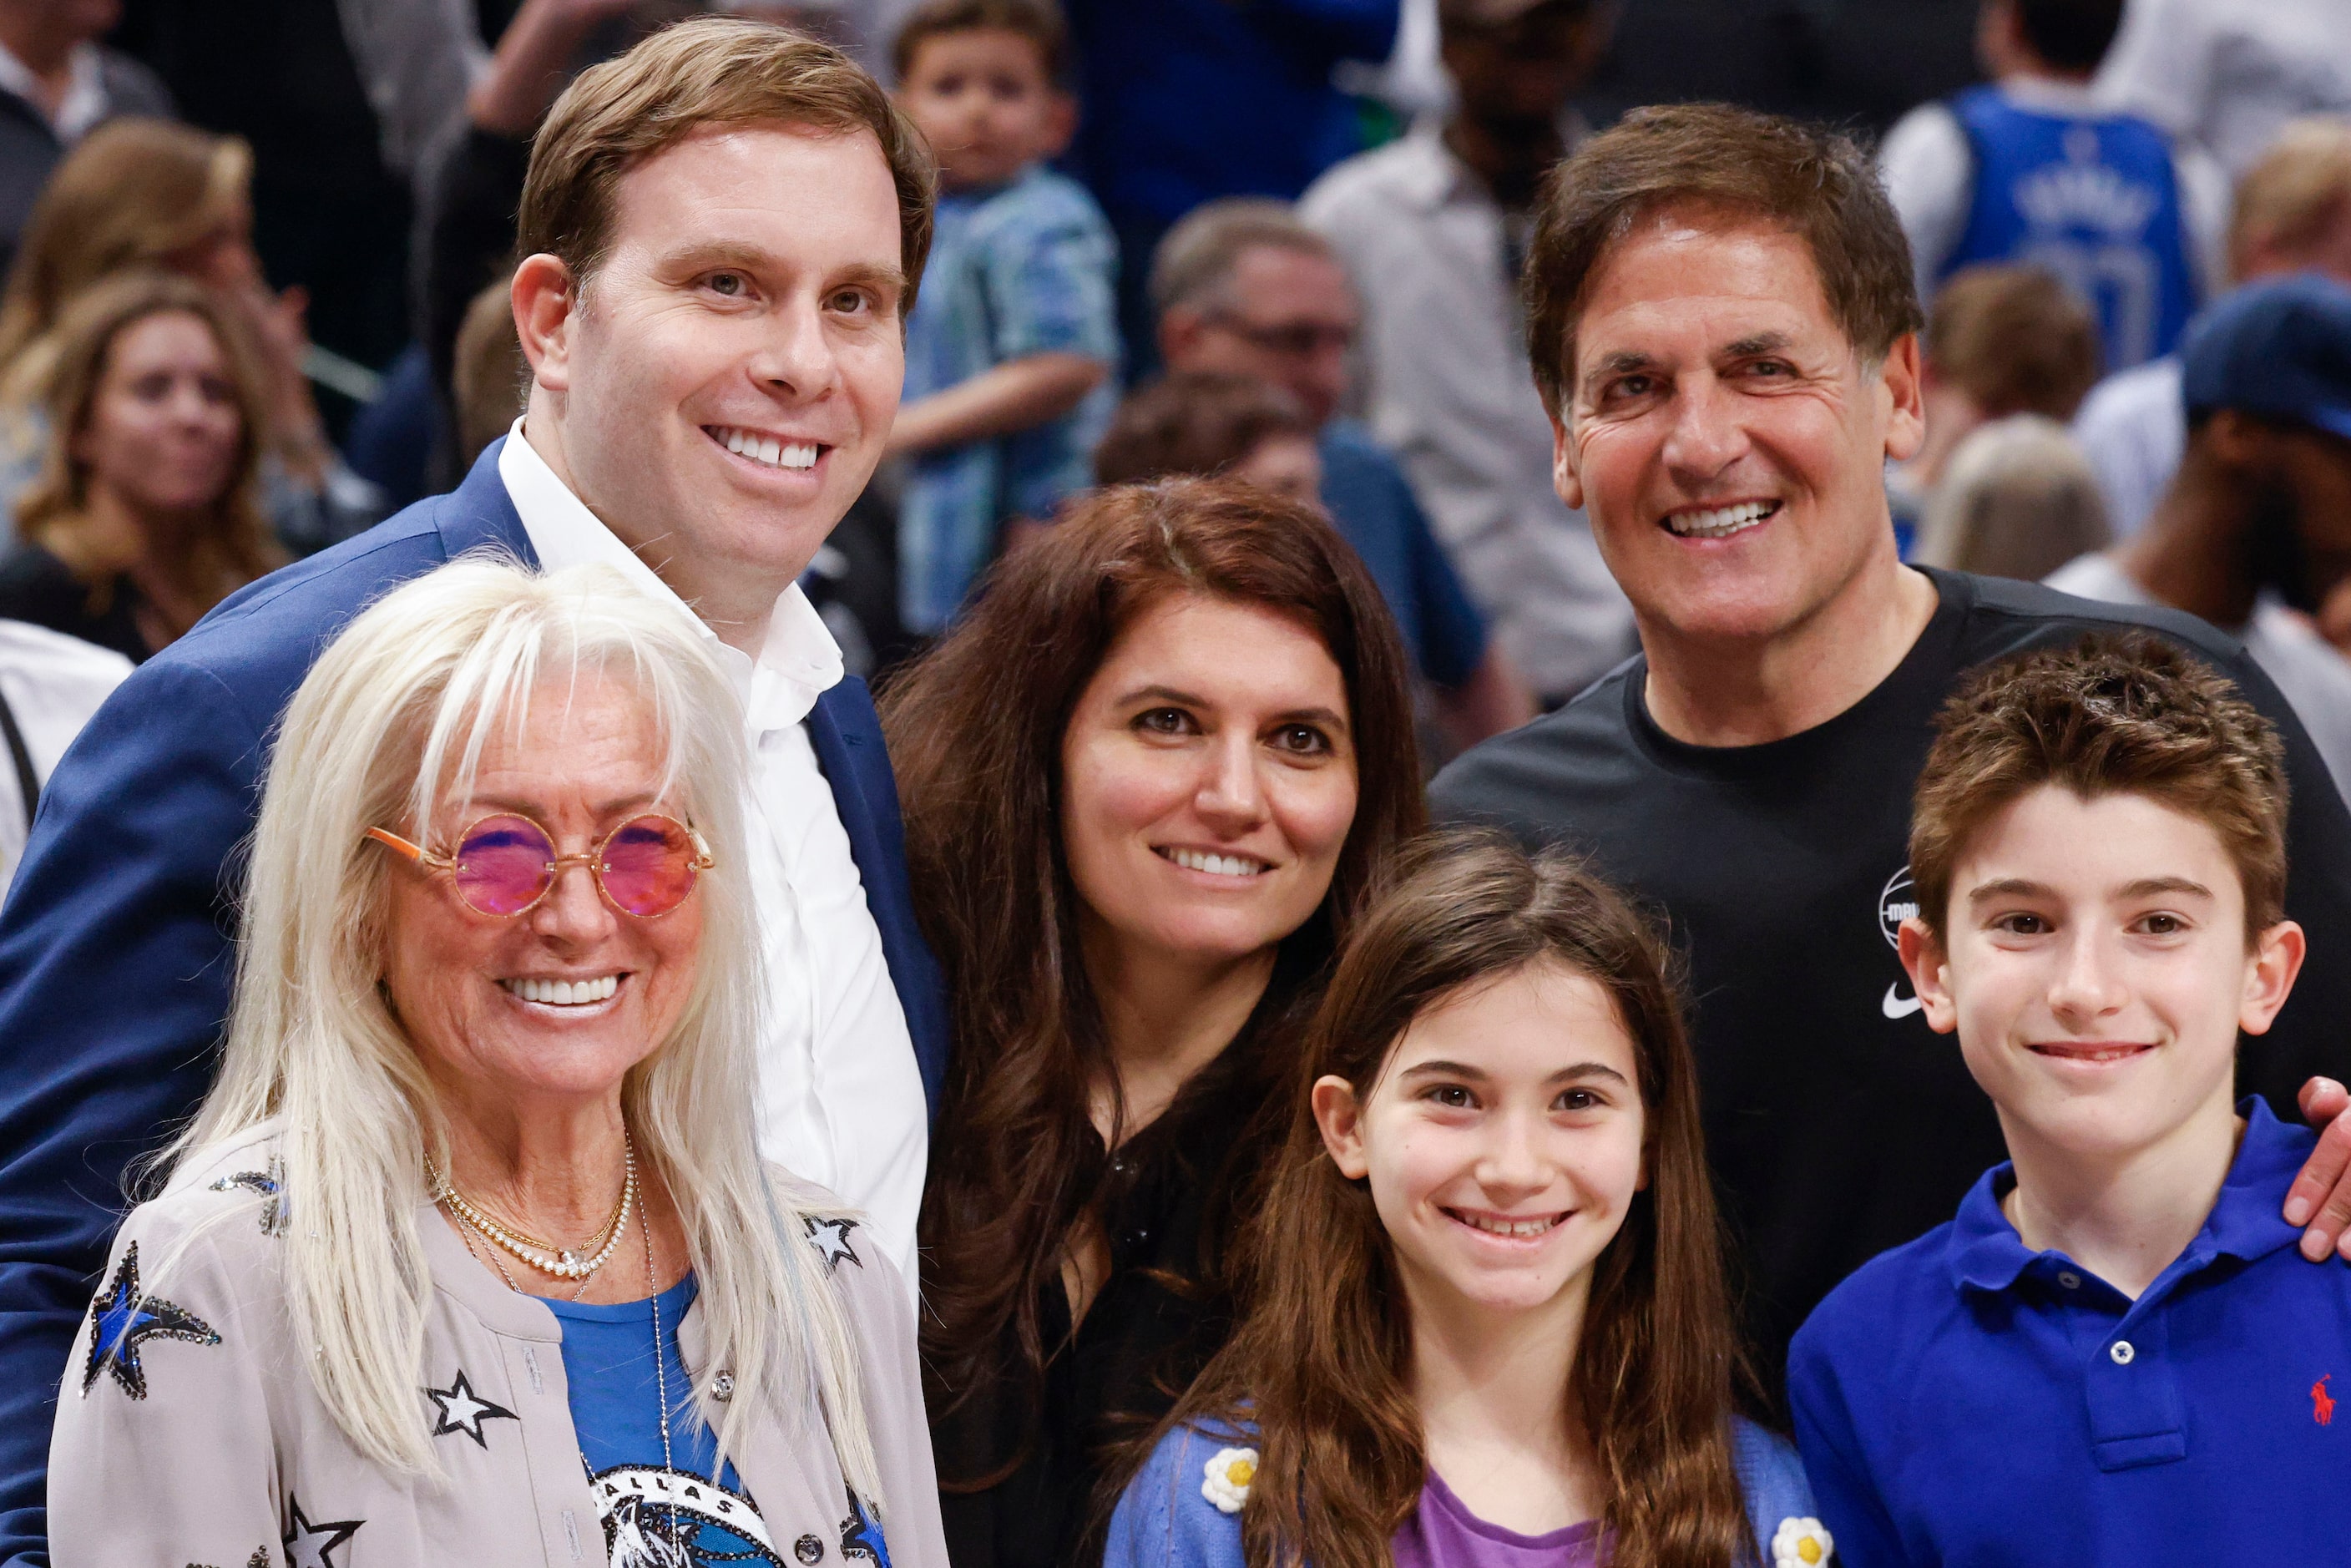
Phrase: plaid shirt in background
[{"left": 899, "top": 164, "right": 1121, "bottom": 634}]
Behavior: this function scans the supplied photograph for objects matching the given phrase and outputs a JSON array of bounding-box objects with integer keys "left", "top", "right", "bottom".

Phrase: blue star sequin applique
[
  {"left": 82, "top": 1242, "right": 219, "bottom": 1399},
  {"left": 804, "top": 1216, "right": 861, "bottom": 1274},
  {"left": 838, "top": 1490, "right": 890, "bottom": 1568},
  {"left": 209, "top": 1156, "right": 286, "bottom": 1236},
  {"left": 281, "top": 1496, "right": 361, "bottom": 1568},
  {"left": 422, "top": 1368, "right": 518, "bottom": 1447}
]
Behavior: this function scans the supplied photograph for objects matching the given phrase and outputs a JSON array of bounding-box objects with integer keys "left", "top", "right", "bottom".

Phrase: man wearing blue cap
[{"left": 2050, "top": 273, "right": 2351, "bottom": 802}]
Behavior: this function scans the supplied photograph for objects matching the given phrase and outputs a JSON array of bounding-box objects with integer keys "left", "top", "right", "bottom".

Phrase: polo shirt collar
[
  {"left": 497, "top": 418, "right": 843, "bottom": 736},
  {"left": 1946, "top": 1097, "right": 2312, "bottom": 1297}
]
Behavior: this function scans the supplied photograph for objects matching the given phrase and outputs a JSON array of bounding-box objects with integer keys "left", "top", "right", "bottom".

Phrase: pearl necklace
[{"left": 430, "top": 1134, "right": 637, "bottom": 1283}]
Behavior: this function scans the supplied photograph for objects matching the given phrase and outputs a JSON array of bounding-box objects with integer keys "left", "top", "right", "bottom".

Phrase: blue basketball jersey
[{"left": 1941, "top": 85, "right": 2199, "bottom": 372}]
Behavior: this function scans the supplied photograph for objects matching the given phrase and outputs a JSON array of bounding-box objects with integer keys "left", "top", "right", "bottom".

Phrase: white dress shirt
[
  {"left": 0, "top": 41, "right": 108, "bottom": 144},
  {"left": 0, "top": 620, "right": 131, "bottom": 901},
  {"left": 2071, "top": 353, "right": 2185, "bottom": 539},
  {"left": 2095, "top": 0, "right": 2351, "bottom": 175},
  {"left": 1302, "top": 118, "right": 1636, "bottom": 701},
  {"left": 498, "top": 427, "right": 926, "bottom": 1284},
  {"left": 1878, "top": 76, "right": 2232, "bottom": 314}
]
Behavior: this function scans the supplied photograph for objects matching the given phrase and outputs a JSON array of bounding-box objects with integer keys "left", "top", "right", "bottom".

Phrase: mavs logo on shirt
[
  {"left": 1942, "top": 86, "right": 2198, "bottom": 372},
  {"left": 1879, "top": 866, "right": 1927, "bottom": 1020}
]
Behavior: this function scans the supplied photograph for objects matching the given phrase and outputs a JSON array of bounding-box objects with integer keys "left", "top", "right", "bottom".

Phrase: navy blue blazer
[{"left": 0, "top": 442, "right": 948, "bottom": 1565}]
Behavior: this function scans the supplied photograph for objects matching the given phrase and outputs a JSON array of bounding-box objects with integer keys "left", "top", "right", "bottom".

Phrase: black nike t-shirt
[{"left": 1430, "top": 568, "right": 2351, "bottom": 1398}]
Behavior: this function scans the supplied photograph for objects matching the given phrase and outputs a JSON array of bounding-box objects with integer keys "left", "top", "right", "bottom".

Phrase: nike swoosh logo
[{"left": 1883, "top": 982, "right": 1924, "bottom": 1019}]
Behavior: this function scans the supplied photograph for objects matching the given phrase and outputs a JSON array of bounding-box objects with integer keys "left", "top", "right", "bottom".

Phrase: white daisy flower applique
[
  {"left": 1200, "top": 1446, "right": 1259, "bottom": 1515},
  {"left": 1772, "top": 1517, "right": 1833, "bottom": 1566}
]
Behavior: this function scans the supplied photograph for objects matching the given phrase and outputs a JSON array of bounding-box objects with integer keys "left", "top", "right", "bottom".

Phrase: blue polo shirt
[
  {"left": 1788, "top": 1099, "right": 2351, "bottom": 1565},
  {"left": 1317, "top": 422, "right": 1488, "bottom": 690}
]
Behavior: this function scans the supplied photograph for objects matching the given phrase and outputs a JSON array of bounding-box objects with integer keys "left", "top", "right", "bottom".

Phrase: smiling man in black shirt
[{"left": 1431, "top": 102, "right": 2351, "bottom": 1392}]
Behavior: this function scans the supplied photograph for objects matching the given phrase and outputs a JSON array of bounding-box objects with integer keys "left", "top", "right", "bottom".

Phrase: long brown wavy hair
[
  {"left": 1157, "top": 830, "right": 1754, "bottom": 1568},
  {"left": 881, "top": 478, "right": 1425, "bottom": 1485}
]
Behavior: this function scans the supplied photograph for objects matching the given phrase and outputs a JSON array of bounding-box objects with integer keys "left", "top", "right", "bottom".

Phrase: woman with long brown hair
[
  {"left": 0, "top": 271, "right": 281, "bottom": 660},
  {"left": 1105, "top": 832, "right": 1825, "bottom": 1568},
  {"left": 881, "top": 477, "right": 1425, "bottom": 1568}
]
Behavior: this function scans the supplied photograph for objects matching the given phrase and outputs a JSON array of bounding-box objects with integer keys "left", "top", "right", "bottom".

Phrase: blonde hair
[
  {"left": 13, "top": 271, "right": 280, "bottom": 618},
  {"left": 0, "top": 118, "right": 252, "bottom": 374},
  {"left": 1914, "top": 414, "right": 2111, "bottom": 582},
  {"left": 169, "top": 558, "right": 887, "bottom": 1503},
  {"left": 2228, "top": 116, "right": 2351, "bottom": 282}
]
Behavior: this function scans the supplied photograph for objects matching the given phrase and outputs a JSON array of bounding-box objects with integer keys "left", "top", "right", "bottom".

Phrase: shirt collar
[
  {"left": 1947, "top": 1097, "right": 2313, "bottom": 1297},
  {"left": 497, "top": 419, "right": 843, "bottom": 735},
  {"left": 0, "top": 41, "right": 107, "bottom": 142},
  {"left": 2000, "top": 75, "right": 2107, "bottom": 118}
]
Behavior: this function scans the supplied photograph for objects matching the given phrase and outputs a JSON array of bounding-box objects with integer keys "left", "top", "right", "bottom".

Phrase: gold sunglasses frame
[{"left": 362, "top": 811, "right": 715, "bottom": 919}]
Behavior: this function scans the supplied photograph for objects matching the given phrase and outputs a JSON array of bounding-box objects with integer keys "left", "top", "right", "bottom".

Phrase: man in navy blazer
[{"left": 0, "top": 22, "right": 948, "bottom": 1560}]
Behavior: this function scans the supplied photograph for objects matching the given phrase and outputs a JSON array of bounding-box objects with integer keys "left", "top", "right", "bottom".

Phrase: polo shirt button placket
[{"left": 2110, "top": 1339, "right": 2135, "bottom": 1366}]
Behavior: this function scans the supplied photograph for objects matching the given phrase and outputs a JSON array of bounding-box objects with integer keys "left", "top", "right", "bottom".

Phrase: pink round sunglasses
[{"left": 363, "top": 812, "right": 715, "bottom": 918}]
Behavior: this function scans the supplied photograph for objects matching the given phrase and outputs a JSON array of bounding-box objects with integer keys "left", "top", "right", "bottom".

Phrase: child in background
[
  {"left": 889, "top": 0, "right": 1120, "bottom": 635},
  {"left": 1105, "top": 831, "right": 1827, "bottom": 1568},
  {"left": 1790, "top": 635, "right": 2347, "bottom": 1565}
]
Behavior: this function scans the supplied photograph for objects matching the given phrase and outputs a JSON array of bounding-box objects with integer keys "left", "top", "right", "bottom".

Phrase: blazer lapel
[
  {"left": 806, "top": 680, "right": 949, "bottom": 1120},
  {"left": 433, "top": 437, "right": 540, "bottom": 564}
]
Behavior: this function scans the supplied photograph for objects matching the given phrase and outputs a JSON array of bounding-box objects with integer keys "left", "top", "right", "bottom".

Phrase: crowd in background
[{"left": 3, "top": 2, "right": 2351, "bottom": 1566}]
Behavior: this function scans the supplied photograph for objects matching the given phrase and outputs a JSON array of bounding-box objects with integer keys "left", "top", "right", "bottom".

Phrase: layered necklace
[{"left": 429, "top": 1130, "right": 637, "bottom": 1286}]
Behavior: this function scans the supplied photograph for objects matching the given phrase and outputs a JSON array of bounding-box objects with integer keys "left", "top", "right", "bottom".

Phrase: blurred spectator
[
  {"left": 1301, "top": 0, "right": 1634, "bottom": 705},
  {"left": 887, "top": 0, "right": 1117, "bottom": 635},
  {"left": 1890, "top": 262, "right": 2100, "bottom": 544},
  {"left": 2075, "top": 116, "right": 2351, "bottom": 536},
  {"left": 0, "top": 272, "right": 282, "bottom": 663},
  {"left": 1093, "top": 371, "right": 1324, "bottom": 504},
  {"left": 0, "top": 119, "right": 382, "bottom": 555},
  {"left": 1095, "top": 370, "right": 1529, "bottom": 748},
  {"left": 0, "top": 0, "right": 171, "bottom": 279},
  {"left": 1060, "top": 0, "right": 1401, "bottom": 372},
  {"left": 2095, "top": 0, "right": 2351, "bottom": 176},
  {"left": 449, "top": 277, "right": 525, "bottom": 469},
  {"left": 1912, "top": 412, "right": 2111, "bottom": 579},
  {"left": 0, "top": 617, "right": 128, "bottom": 901},
  {"left": 2048, "top": 273, "right": 2351, "bottom": 800},
  {"left": 1150, "top": 207, "right": 1536, "bottom": 741},
  {"left": 1880, "top": 0, "right": 2224, "bottom": 372}
]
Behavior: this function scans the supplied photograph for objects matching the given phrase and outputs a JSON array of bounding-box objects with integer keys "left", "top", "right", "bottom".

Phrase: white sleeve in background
[
  {"left": 2175, "top": 142, "right": 2233, "bottom": 299},
  {"left": 1878, "top": 102, "right": 1974, "bottom": 305},
  {"left": 0, "top": 621, "right": 132, "bottom": 898}
]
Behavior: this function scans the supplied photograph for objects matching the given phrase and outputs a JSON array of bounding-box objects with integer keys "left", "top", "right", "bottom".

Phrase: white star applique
[
  {"left": 281, "top": 1496, "right": 361, "bottom": 1568},
  {"left": 423, "top": 1368, "right": 518, "bottom": 1447},
  {"left": 803, "top": 1216, "right": 861, "bottom": 1273}
]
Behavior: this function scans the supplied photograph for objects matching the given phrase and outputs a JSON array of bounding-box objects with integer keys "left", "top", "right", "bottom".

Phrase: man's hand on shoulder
[{"left": 2286, "top": 1077, "right": 2351, "bottom": 1261}]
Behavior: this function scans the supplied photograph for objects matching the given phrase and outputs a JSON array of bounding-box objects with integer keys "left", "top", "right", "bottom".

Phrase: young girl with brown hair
[{"left": 1105, "top": 831, "right": 1828, "bottom": 1568}]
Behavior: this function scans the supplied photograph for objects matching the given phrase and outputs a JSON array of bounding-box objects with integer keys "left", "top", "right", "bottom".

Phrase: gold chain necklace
[{"left": 429, "top": 1131, "right": 637, "bottom": 1283}]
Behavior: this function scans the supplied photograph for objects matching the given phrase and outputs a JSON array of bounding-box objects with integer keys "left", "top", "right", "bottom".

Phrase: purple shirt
[{"left": 1393, "top": 1472, "right": 1603, "bottom": 1568}]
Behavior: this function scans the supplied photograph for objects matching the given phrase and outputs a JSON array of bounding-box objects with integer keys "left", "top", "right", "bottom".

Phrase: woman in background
[
  {"left": 882, "top": 478, "right": 1424, "bottom": 1568},
  {"left": 0, "top": 272, "right": 280, "bottom": 660}
]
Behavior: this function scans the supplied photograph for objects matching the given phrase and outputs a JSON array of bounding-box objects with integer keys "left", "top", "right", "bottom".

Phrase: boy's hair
[
  {"left": 2011, "top": 0, "right": 2126, "bottom": 75},
  {"left": 1926, "top": 265, "right": 2101, "bottom": 421},
  {"left": 892, "top": 0, "right": 1068, "bottom": 83},
  {"left": 1133, "top": 829, "right": 1752, "bottom": 1568},
  {"left": 1092, "top": 372, "right": 1316, "bottom": 487},
  {"left": 519, "top": 17, "right": 935, "bottom": 306},
  {"left": 1522, "top": 102, "right": 1921, "bottom": 419},
  {"left": 1910, "top": 634, "right": 2289, "bottom": 940}
]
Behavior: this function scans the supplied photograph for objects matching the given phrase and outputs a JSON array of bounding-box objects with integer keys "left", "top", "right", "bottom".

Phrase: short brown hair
[
  {"left": 892, "top": 0, "right": 1067, "bottom": 83},
  {"left": 1909, "top": 635, "right": 2290, "bottom": 942},
  {"left": 1149, "top": 197, "right": 1337, "bottom": 317},
  {"left": 518, "top": 16, "right": 935, "bottom": 308},
  {"left": 1926, "top": 265, "right": 2101, "bottom": 420},
  {"left": 1092, "top": 372, "right": 1315, "bottom": 486},
  {"left": 1523, "top": 102, "right": 1922, "bottom": 417},
  {"left": 2228, "top": 117, "right": 2351, "bottom": 282}
]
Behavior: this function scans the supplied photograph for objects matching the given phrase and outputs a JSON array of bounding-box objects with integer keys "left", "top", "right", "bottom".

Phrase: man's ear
[
  {"left": 2203, "top": 408, "right": 2277, "bottom": 472},
  {"left": 1040, "top": 91, "right": 1078, "bottom": 161},
  {"left": 1552, "top": 412, "right": 1585, "bottom": 512},
  {"left": 2242, "top": 918, "right": 2308, "bottom": 1035},
  {"left": 1898, "top": 916, "right": 1960, "bottom": 1034},
  {"left": 1879, "top": 331, "right": 1926, "bottom": 464},
  {"left": 511, "top": 253, "right": 579, "bottom": 395},
  {"left": 1158, "top": 304, "right": 1205, "bottom": 372},
  {"left": 1312, "top": 1075, "right": 1371, "bottom": 1180}
]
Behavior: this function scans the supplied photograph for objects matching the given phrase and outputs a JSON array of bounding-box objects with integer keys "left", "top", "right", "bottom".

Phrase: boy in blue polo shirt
[{"left": 1788, "top": 633, "right": 2346, "bottom": 1565}]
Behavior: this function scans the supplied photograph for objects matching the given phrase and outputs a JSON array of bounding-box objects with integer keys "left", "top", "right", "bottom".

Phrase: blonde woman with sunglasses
[{"left": 46, "top": 558, "right": 948, "bottom": 1568}]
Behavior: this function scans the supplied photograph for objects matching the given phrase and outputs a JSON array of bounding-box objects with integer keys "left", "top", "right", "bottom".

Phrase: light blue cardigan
[{"left": 1106, "top": 1415, "right": 1818, "bottom": 1568}]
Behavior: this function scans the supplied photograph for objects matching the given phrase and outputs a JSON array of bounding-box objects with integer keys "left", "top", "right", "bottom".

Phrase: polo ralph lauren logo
[{"left": 2315, "top": 1375, "right": 2336, "bottom": 1427}]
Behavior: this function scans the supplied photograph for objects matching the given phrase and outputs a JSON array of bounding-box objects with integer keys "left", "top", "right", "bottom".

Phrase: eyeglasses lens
[
  {"left": 453, "top": 815, "right": 557, "bottom": 916},
  {"left": 601, "top": 815, "right": 699, "bottom": 917}
]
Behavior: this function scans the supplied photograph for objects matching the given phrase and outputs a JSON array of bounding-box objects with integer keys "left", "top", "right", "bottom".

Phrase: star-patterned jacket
[{"left": 46, "top": 1124, "right": 949, "bottom": 1568}]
